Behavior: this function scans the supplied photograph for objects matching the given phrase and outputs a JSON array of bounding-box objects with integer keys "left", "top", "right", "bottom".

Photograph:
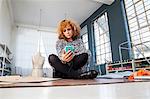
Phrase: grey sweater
[{"left": 56, "top": 38, "right": 91, "bottom": 64}]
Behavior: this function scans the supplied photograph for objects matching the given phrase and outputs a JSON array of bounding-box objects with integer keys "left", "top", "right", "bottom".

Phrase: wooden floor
[
  {"left": 1, "top": 77, "right": 150, "bottom": 99},
  {"left": 0, "top": 77, "right": 149, "bottom": 88}
]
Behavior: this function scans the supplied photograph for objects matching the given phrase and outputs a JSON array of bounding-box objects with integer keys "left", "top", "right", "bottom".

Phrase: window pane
[
  {"left": 124, "top": 0, "right": 150, "bottom": 59},
  {"left": 94, "top": 12, "right": 112, "bottom": 64},
  {"left": 81, "top": 26, "right": 89, "bottom": 50}
]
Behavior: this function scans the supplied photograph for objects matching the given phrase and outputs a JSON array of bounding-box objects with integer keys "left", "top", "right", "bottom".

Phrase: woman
[{"left": 48, "top": 19, "right": 98, "bottom": 79}]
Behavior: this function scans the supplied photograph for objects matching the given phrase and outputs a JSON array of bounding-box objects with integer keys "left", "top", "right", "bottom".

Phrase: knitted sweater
[{"left": 56, "top": 38, "right": 91, "bottom": 64}]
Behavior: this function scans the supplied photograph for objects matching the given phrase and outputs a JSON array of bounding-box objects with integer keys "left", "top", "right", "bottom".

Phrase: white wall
[
  {"left": 0, "top": 0, "right": 12, "bottom": 47},
  {"left": 0, "top": 0, "right": 2, "bottom": 8},
  {"left": 0, "top": 0, "right": 57, "bottom": 77},
  {"left": 12, "top": 25, "right": 57, "bottom": 77}
]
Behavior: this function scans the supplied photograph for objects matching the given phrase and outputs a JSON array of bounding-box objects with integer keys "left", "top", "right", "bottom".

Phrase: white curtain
[{"left": 13, "top": 26, "right": 57, "bottom": 77}]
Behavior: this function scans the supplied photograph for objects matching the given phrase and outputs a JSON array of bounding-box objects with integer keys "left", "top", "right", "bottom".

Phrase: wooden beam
[{"left": 93, "top": 0, "right": 115, "bottom": 5}]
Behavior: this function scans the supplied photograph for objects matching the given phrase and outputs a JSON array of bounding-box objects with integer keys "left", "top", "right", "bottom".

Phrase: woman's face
[{"left": 63, "top": 25, "right": 73, "bottom": 39}]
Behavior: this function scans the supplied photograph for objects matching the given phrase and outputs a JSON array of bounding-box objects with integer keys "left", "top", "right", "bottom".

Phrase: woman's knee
[
  {"left": 48, "top": 54, "right": 58, "bottom": 64},
  {"left": 74, "top": 53, "right": 88, "bottom": 64},
  {"left": 81, "top": 53, "right": 88, "bottom": 61}
]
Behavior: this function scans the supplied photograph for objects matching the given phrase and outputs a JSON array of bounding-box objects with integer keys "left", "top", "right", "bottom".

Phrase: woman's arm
[{"left": 56, "top": 40, "right": 73, "bottom": 63}]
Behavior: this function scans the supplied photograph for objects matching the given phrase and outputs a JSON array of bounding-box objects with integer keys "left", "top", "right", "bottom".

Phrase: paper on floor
[{"left": 0, "top": 76, "right": 60, "bottom": 83}]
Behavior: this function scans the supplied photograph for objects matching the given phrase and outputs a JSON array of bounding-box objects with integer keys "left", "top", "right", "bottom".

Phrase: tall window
[
  {"left": 124, "top": 0, "right": 150, "bottom": 58},
  {"left": 80, "top": 26, "right": 90, "bottom": 71},
  {"left": 81, "top": 25, "right": 89, "bottom": 49},
  {"left": 93, "top": 12, "right": 112, "bottom": 64}
]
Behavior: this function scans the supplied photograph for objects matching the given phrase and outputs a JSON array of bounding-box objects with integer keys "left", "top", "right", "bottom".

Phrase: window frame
[
  {"left": 92, "top": 12, "right": 112, "bottom": 65},
  {"left": 124, "top": 0, "right": 150, "bottom": 59}
]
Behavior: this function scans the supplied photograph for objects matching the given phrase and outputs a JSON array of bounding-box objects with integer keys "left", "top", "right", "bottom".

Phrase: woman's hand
[{"left": 61, "top": 50, "right": 73, "bottom": 63}]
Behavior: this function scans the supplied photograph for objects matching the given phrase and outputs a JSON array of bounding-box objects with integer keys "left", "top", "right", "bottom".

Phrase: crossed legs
[{"left": 48, "top": 53, "right": 88, "bottom": 78}]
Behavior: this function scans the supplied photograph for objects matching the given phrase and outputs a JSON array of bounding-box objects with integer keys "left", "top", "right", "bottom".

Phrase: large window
[
  {"left": 80, "top": 26, "right": 90, "bottom": 71},
  {"left": 81, "top": 25, "right": 89, "bottom": 49},
  {"left": 93, "top": 12, "right": 112, "bottom": 64},
  {"left": 124, "top": 0, "right": 150, "bottom": 58}
]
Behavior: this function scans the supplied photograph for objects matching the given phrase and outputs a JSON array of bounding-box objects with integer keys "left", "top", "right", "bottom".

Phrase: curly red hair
[{"left": 57, "top": 19, "right": 81, "bottom": 40}]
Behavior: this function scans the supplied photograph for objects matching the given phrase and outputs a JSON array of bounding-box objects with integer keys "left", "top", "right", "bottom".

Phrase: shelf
[
  {"left": 108, "top": 69, "right": 133, "bottom": 72},
  {"left": 0, "top": 44, "right": 11, "bottom": 55},
  {"left": 0, "top": 68, "right": 10, "bottom": 72},
  {"left": 134, "top": 59, "right": 150, "bottom": 63},
  {"left": 107, "top": 59, "right": 150, "bottom": 67},
  {"left": 0, "top": 43, "right": 12, "bottom": 76},
  {"left": 136, "top": 67, "right": 150, "bottom": 70},
  {"left": 106, "top": 57, "right": 150, "bottom": 74},
  {"left": 107, "top": 61, "right": 132, "bottom": 66},
  {"left": 0, "top": 56, "right": 11, "bottom": 64}
]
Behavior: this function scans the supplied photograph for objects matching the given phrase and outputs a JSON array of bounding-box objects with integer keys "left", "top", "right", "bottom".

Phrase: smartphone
[{"left": 64, "top": 45, "right": 74, "bottom": 53}]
